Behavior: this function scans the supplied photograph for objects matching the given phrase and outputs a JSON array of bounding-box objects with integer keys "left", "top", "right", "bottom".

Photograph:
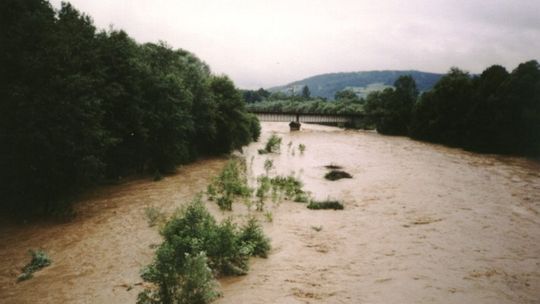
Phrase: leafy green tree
[
  {"left": 364, "top": 75, "right": 418, "bottom": 135},
  {"left": 334, "top": 89, "right": 358, "bottom": 101},
  {"left": 0, "top": 0, "right": 260, "bottom": 217},
  {"left": 211, "top": 76, "right": 255, "bottom": 153},
  {"left": 301, "top": 85, "right": 311, "bottom": 99},
  {"left": 462, "top": 65, "right": 510, "bottom": 152},
  {"left": 410, "top": 68, "right": 473, "bottom": 144},
  {"left": 498, "top": 60, "right": 540, "bottom": 154}
]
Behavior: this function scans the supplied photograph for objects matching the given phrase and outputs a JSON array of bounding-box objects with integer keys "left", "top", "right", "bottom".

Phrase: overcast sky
[{"left": 50, "top": 0, "right": 540, "bottom": 89}]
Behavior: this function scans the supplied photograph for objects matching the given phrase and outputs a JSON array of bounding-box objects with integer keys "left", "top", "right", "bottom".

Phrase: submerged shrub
[
  {"left": 17, "top": 249, "right": 52, "bottom": 282},
  {"left": 138, "top": 198, "right": 270, "bottom": 303},
  {"left": 307, "top": 200, "right": 344, "bottom": 210},
  {"left": 324, "top": 170, "right": 352, "bottom": 181},
  {"left": 207, "top": 158, "right": 251, "bottom": 210},
  {"left": 269, "top": 175, "right": 304, "bottom": 198},
  {"left": 137, "top": 252, "right": 219, "bottom": 304},
  {"left": 239, "top": 217, "right": 271, "bottom": 258},
  {"left": 293, "top": 192, "right": 310, "bottom": 203},
  {"left": 263, "top": 159, "right": 274, "bottom": 175},
  {"left": 258, "top": 134, "right": 282, "bottom": 154},
  {"left": 145, "top": 206, "right": 166, "bottom": 227}
]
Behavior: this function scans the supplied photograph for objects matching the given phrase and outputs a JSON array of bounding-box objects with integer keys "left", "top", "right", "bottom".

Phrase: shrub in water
[
  {"left": 207, "top": 158, "right": 251, "bottom": 210},
  {"left": 258, "top": 134, "right": 282, "bottom": 154},
  {"left": 307, "top": 200, "right": 344, "bottom": 210},
  {"left": 17, "top": 249, "right": 52, "bottom": 282},
  {"left": 137, "top": 252, "right": 219, "bottom": 304},
  {"left": 239, "top": 217, "right": 271, "bottom": 258},
  {"left": 145, "top": 206, "right": 165, "bottom": 227},
  {"left": 293, "top": 192, "right": 310, "bottom": 203},
  {"left": 269, "top": 175, "right": 304, "bottom": 198},
  {"left": 263, "top": 159, "right": 274, "bottom": 175},
  {"left": 324, "top": 170, "right": 352, "bottom": 181},
  {"left": 138, "top": 198, "right": 270, "bottom": 303}
]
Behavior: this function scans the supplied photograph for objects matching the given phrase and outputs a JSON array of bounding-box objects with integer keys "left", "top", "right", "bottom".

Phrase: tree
[
  {"left": 0, "top": 0, "right": 261, "bottom": 217},
  {"left": 364, "top": 75, "right": 418, "bottom": 135},
  {"left": 301, "top": 85, "right": 311, "bottom": 99},
  {"left": 334, "top": 89, "right": 358, "bottom": 101},
  {"left": 410, "top": 68, "right": 473, "bottom": 144}
]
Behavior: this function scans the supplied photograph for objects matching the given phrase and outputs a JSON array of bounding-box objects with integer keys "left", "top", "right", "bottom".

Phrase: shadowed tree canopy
[
  {"left": 364, "top": 75, "right": 418, "bottom": 135},
  {"left": 301, "top": 85, "right": 311, "bottom": 99},
  {"left": 0, "top": 0, "right": 260, "bottom": 217}
]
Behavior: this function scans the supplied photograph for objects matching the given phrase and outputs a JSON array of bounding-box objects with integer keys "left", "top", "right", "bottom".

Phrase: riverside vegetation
[
  {"left": 137, "top": 198, "right": 270, "bottom": 304},
  {"left": 246, "top": 61, "right": 540, "bottom": 157},
  {"left": 17, "top": 250, "right": 52, "bottom": 282},
  {"left": 0, "top": 0, "right": 260, "bottom": 217}
]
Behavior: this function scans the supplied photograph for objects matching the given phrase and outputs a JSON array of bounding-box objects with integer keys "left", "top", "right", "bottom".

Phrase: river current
[{"left": 1, "top": 122, "right": 538, "bottom": 303}]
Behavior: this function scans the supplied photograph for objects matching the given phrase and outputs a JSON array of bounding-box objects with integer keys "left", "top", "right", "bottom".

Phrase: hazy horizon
[{"left": 50, "top": 0, "right": 540, "bottom": 89}]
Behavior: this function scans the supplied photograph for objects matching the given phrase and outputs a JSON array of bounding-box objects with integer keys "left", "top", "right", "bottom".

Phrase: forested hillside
[
  {"left": 0, "top": 0, "right": 260, "bottom": 216},
  {"left": 268, "top": 70, "right": 442, "bottom": 99}
]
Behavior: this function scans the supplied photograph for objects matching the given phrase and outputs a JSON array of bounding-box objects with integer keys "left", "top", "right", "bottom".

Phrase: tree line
[
  {"left": 0, "top": 0, "right": 260, "bottom": 216},
  {"left": 245, "top": 60, "right": 539, "bottom": 156},
  {"left": 241, "top": 85, "right": 316, "bottom": 103},
  {"left": 365, "top": 61, "right": 540, "bottom": 156}
]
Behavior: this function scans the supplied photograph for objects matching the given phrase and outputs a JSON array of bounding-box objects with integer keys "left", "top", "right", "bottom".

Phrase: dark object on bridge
[
  {"left": 324, "top": 170, "right": 352, "bottom": 181},
  {"left": 289, "top": 121, "right": 301, "bottom": 131}
]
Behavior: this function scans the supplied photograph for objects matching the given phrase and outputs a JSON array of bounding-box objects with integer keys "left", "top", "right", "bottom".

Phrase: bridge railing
[{"left": 248, "top": 110, "right": 363, "bottom": 124}]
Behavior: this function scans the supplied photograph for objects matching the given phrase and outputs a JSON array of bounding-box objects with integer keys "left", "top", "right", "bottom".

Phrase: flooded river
[{"left": 1, "top": 122, "right": 539, "bottom": 303}]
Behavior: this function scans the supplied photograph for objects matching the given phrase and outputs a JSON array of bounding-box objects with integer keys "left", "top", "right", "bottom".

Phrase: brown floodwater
[{"left": 1, "top": 122, "right": 539, "bottom": 303}]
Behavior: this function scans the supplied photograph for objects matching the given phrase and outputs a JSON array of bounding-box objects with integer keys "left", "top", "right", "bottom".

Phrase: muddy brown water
[{"left": 1, "top": 122, "right": 539, "bottom": 303}]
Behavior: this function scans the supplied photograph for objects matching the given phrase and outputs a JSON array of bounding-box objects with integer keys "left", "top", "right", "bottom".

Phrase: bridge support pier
[{"left": 289, "top": 121, "right": 301, "bottom": 131}]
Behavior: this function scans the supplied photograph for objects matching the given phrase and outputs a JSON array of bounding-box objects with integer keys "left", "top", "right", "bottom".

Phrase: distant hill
[{"left": 268, "top": 70, "right": 443, "bottom": 100}]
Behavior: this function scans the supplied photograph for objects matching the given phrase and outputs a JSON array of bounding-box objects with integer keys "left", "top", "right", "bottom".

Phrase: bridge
[{"left": 248, "top": 110, "right": 364, "bottom": 130}]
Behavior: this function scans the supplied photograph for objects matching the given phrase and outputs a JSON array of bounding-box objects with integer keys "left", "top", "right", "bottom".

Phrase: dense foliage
[
  {"left": 0, "top": 0, "right": 260, "bottom": 216},
  {"left": 138, "top": 198, "right": 270, "bottom": 304},
  {"left": 206, "top": 158, "right": 251, "bottom": 211},
  {"left": 365, "top": 61, "right": 540, "bottom": 156},
  {"left": 364, "top": 75, "right": 418, "bottom": 135}
]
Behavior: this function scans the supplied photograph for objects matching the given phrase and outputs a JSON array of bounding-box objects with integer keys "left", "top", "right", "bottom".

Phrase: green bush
[
  {"left": 258, "top": 134, "right": 282, "bottom": 154},
  {"left": 307, "top": 200, "right": 344, "bottom": 210},
  {"left": 0, "top": 1, "right": 260, "bottom": 217},
  {"left": 207, "top": 158, "right": 251, "bottom": 210},
  {"left": 138, "top": 198, "right": 270, "bottom": 303},
  {"left": 17, "top": 249, "right": 52, "bottom": 282},
  {"left": 293, "top": 193, "right": 310, "bottom": 203},
  {"left": 247, "top": 114, "right": 261, "bottom": 142},
  {"left": 269, "top": 175, "right": 304, "bottom": 198},
  {"left": 137, "top": 252, "right": 219, "bottom": 304},
  {"left": 239, "top": 217, "right": 271, "bottom": 258}
]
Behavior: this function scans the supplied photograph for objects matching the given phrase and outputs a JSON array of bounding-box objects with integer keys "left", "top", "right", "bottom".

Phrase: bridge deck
[{"left": 250, "top": 111, "right": 363, "bottom": 123}]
